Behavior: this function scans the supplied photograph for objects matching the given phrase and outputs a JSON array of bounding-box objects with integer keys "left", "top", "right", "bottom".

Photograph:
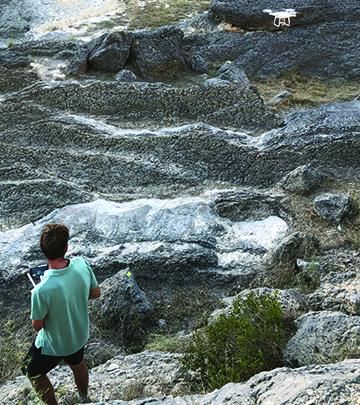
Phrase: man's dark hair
[{"left": 40, "top": 223, "right": 69, "bottom": 260}]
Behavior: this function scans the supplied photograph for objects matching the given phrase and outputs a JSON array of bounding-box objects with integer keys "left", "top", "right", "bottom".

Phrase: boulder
[
  {"left": 280, "top": 164, "right": 321, "bottom": 195},
  {"left": 216, "top": 60, "right": 250, "bottom": 85},
  {"left": 268, "top": 90, "right": 292, "bottom": 106},
  {"left": 254, "top": 100, "right": 360, "bottom": 184},
  {"left": 90, "top": 269, "right": 151, "bottom": 330},
  {"left": 308, "top": 271, "right": 360, "bottom": 315},
  {"left": 271, "top": 232, "right": 320, "bottom": 263},
  {"left": 284, "top": 311, "right": 360, "bottom": 367},
  {"left": 115, "top": 69, "right": 137, "bottom": 82},
  {"left": 66, "top": 44, "right": 90, "bottom": 76},
  {"left": 0, "top": 1, "right": 31, "bottom": 47},
  {"left": 314, "top": 193, "right": 359, "bottom": 224},
  {"left": 210, "top": 0, "right": 360, "bottom": 31},
  {"left": 88, "top": 31, "right": 132, "bottom": 73},
  {"left": 188, "top": 54, "right": 209, "bottom": 73},
  {"left": 131, "top": 26, "right": 187, "bottom": 78}
]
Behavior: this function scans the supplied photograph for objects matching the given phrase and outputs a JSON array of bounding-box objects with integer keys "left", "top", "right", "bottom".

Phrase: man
[{"left": 22, "top": 223, "right": 101, "bottom": 405}]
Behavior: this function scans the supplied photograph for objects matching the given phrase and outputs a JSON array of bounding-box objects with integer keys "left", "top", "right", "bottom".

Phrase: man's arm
[
  {"left": 32, "top": 319, "right": 44, "bottom": 331},
  {"left": 89, "top": 285, "right": 101, "bottom": 300}
]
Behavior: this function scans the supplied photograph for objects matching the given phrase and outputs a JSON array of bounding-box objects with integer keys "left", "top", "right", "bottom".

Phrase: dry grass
[
  {"left": 283, "top": 178, "right": 360, "bottom": 249},
  {"left": 252, "top": 70, "right": 360, "bottom": 111},
  {"left": 0, "top": 311, "right": 34, "bottom": 385}
]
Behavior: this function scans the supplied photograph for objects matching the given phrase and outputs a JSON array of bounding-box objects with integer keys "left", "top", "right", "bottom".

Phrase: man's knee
[{"left": 68, "top": 359, "right": 87, "bottom": 372}]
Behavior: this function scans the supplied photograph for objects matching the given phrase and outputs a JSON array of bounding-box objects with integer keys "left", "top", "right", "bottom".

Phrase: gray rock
[
  {"left": 188, "top": 55, "right": 208, "bottom": 73},
  {"left": 1, "top": 94, "right": 360, "bottom": 229},
  {"left": 0, "top": 198, "right": 288, "bottom": 301},
  {"left": 314, "top": 193, "right": 359, "bottom": 224},
  {"left": 88, "top": 31, "right": 132, "bottom": 73},
  {"left": 210, "top": 0, "right": 360, "bottom": 31},
  {"left": 268, "top": 90, "right": 292, "bottom": 106},
  {"left": 115, "top": 70, "right": 137, "bottom": 82},
  {"left": 2, "top": 354, "right": 360, "bottom": 404},
  {"left": 272, "top": 232, "right": 320, "bottom": 263},
  {"left": 178, "top": 11, "right": 220, "bottom": 33},
  {"left": 66, "top": 43, "right": 90, "bottom": 76},
  {"left": 308, "top": 271, "right": 360, "bottom": 315},
  {"left": 280, "top": 164, "right": 321, "bottom": 195},
  {"left": 284, "top": 311, "right": 360, "bottom": 367},
  {"left": 0, "top": 39, "right": 82, "bottom": 69},
  {"left": 0, "top": 178, "right": 94, "bottom": 229},
  {"left": 131, "top": 26, "right": 187, "bottom": 78},
  {"left": 0, "top": 65, "right": 39, "bottom": 94},
  {"left": 203, "top": 77, "right": 233, "bottom": 87},
  {"left": 217, "top": 60, "right": 250, "bottom": 85},
  {"left": 211, "top": 189, "right": 288, "bottom": 222},
  {"left": 1, "top": 96, "right": 360, "bottom": 228},
  {"left": 0, "top": 79, "right": 278, "bottom": 132},
  {"left": 90, "top": 269, "right": 150, "bottom": 336},
  {"left": 183, "top": 21, "right": 360, "bottom": 80}
]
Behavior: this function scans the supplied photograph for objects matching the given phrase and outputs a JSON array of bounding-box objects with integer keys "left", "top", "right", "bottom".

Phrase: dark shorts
[{"left": 22, "top": 340, "right": 85, "bottom": 378}]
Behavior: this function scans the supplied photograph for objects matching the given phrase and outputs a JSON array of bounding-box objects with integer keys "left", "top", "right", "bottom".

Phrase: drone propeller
[{"left": 263, "top": 9, "right": 273, "bottom": 13}]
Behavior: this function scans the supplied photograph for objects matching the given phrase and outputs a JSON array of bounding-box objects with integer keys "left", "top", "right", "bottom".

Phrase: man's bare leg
[
  {"left": 31, "top": 375, "right": 57, "bottom": 405},
  {"left": 68, "top": 360, "right": 89, "bottom": 398}
]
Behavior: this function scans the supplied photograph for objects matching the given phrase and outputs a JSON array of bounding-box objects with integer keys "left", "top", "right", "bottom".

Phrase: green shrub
[{"left": 182, "top": 290, "right": 284, "bottom": 390}]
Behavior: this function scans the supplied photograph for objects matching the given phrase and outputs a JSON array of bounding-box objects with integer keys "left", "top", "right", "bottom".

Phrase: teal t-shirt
[{"left": 31, "top": 257, "right": 98, "bottom": 356}]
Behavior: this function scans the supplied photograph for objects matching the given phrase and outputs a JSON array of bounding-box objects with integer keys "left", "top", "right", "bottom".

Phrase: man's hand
[{"left": 89, "top": 285, "right": 101, "bottom": 300}]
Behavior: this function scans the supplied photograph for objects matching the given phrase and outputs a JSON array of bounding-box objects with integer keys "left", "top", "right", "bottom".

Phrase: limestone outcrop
[
  {"left": 210, "top": 0, "right": 360, "bottom": 30},
  {"left": 1, "top": 1, "right": 360, "bottom": 404}
]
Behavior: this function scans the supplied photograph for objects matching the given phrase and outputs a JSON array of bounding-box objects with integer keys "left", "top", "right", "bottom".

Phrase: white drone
[{"left": 263, "top": 8, "right": 297, "bottom": 27}]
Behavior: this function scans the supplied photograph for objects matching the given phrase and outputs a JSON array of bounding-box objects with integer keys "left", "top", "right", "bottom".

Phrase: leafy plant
[{"left": 182, "top": 290, "right": 284, "bottom": 390}]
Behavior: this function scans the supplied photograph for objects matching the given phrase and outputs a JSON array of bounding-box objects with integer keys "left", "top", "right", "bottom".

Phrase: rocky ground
[{"left": 1, "top": 0, "right": 360, "bottom": 404}]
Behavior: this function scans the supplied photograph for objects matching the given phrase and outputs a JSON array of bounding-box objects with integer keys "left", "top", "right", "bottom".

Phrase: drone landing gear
[{"left": 273, "top": 17, "right": 291, "bottom": 27}]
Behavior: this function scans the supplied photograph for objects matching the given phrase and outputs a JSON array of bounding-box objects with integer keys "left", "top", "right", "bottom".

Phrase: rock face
[
  {"left": 309, "top": 271, "right": 360, "bottom": 315},
  {"left": 1, "top": 2, "right": 360, "bottom": 405},
  {"left": 1, "top": 77, "right": 359, "bottom": 229},
  {"left": 2, "top": 357, "right": 360, "bottom": 404},
  {"left": 284, "top": 311, "right": 360, "bottom": 367},
  {"left": 314, "top": 193, "right": 359, "bottom": 224},
  {"left": 0, "top": 198, "right": 288, "bottom": 302},
  {"left": 210, "top": 0, "right": 360, "bottom": 30},
  {"left": 184, "top": 22, "right": 360, "bottom": 79}
]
